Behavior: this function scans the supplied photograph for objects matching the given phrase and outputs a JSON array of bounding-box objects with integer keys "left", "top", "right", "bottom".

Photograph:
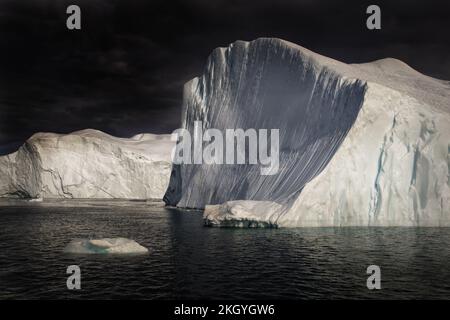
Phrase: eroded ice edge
[
  {"left": 164, "top": 38, "right": 450, "bottom": 227},
  {"left": 64, "top": 238, "right": 149, "bottom": 254}
]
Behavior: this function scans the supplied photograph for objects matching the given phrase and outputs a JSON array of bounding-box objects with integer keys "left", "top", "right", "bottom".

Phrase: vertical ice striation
[
  {"left": 166, "top": 38, "right": 450, "bottom": 227},
  {"left": 164, "top": 38, "right": 367, "bottom": 209}
]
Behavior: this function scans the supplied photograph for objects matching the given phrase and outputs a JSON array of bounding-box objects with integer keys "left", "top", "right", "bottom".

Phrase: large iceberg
[
  {"left": 166, "top": 38, "right": 450, "bottom": 227},
  {"left": 0, "top": 129, "right": 174, "bottom": 200}
]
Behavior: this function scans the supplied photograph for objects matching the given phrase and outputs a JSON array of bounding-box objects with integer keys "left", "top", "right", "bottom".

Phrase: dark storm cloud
[{"left": 0, "top": 0, "right": 449, "bottom": 154}]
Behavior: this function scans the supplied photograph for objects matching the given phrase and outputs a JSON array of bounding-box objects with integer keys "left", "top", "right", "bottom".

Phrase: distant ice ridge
[
  {"left": 64, "top": 238, "right": 148, "bottom": 254},
  {"left": 166, "top": 38, "right": 450, "bottom": 227},
  {"left": 0, "top": 129, "right": 174, "bottom": 200}
]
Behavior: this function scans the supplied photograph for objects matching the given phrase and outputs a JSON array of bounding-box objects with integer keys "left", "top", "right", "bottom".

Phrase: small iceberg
[{"left": 64, "top": 238, "right": 148, "bottom": 254}]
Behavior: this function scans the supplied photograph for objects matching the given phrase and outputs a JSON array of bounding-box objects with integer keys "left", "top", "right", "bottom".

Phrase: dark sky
[{"left": 0, "top": 0, "right": 449, "bottom": 154}]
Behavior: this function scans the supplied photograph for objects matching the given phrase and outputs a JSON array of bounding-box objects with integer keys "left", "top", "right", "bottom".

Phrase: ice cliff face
[
  {"left": 164, "top": 38, "right": 367, "bottom": 208},
  {"left": 0, "top": 129, "right": 174, "bottom": 199},
  {"left": 166, "top": 38, "right": 450, "bottom": 227},
  {"left": 282, "top": 82, "right": 450, "bottom": 226}
]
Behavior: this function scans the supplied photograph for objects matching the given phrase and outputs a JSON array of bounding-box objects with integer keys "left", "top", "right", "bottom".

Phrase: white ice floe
[{"left": 64, "top": 238, "right": 148, "bottom": 254}]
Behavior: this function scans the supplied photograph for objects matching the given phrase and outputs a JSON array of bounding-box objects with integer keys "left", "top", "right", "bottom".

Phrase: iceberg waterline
[{"left": 167, "top": 38, "right": 450, "bottom": 227}]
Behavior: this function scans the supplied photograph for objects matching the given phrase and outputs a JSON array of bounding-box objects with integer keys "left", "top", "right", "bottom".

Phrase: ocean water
[{"left": 0, "top": 199, "right": 449, "bottom": 300}]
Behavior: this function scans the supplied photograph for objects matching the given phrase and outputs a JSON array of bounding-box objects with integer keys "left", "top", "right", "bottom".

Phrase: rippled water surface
[{"left": 0, "top": 199, "right": 450, "bottom": 299}]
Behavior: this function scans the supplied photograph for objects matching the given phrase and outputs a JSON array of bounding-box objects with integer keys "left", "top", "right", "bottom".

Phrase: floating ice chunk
[
  {"left": 64, "top": 238, "right": 148, "bottom": 254},
  {"left": 204, "top": 201, "right": 282, "bottom": 228}
]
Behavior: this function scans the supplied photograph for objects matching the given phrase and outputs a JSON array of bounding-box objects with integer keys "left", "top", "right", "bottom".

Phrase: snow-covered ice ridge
[
  {"left": 165, "top": 38, "right": 450, "bottom": 227},
  {"left": 0, "top": 129, "right": 174, "bottom": 199}
]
